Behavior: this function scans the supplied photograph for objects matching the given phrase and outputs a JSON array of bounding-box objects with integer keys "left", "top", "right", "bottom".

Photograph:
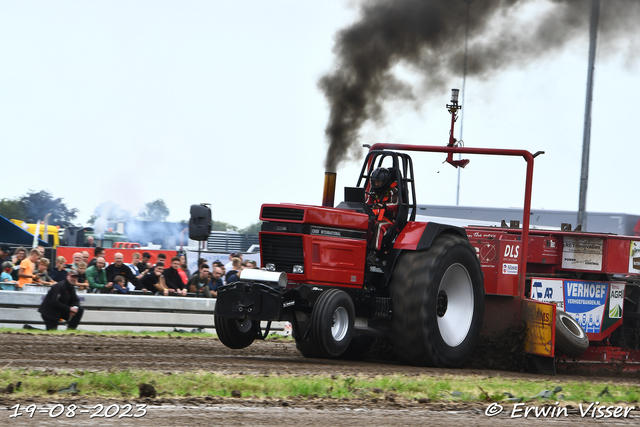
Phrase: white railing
[{"left": 0, "top": 290, "right": 286, "bottom": 333}]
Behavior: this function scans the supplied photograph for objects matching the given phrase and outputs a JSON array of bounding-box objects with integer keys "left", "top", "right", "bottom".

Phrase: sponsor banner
[
  {"left": 562, "top": 236, "right": 603, "bottom": 271},
  {"left": 629, "top": 241, "right": 640, "bottom": 274},
  {"left": 502, "top": 263, "right": 518, "bottom": 275},
  {"left": 530, "top": 279, "right": 564, "bottom": 311},
  {"left": 530, "top": 278, "right": 626, "bottom": 335},
  {"left": 609, "top": 282, "right": 625, "bottom": 319},
  {"left": 564, "top": 280, "right": 608, "bottom": 334},
  {"left": 479, "top": 243, "right": 497, "bottom": 262},
  {"left": 523, "top": 299, "right": 555, "bottom": 357}
]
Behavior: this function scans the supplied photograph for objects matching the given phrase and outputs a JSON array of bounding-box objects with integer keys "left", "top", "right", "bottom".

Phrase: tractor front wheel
[
  {"left": 390, "top": 233, "right": 484, "bottom": 367},
  {"left": 307, "top": 288, "right": 355, "bottom": 358}
]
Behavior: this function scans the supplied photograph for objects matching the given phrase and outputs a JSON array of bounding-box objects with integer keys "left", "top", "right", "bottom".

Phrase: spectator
[
  {"left": 0, "top": 245, "right": 12, "bottom": 266},
  {"left": 246, "top": 260, "right": 258, "bottom": 269},
  {"left": 209, "top": 266, "right": 224, "bottom": 297},
  {"left": 139, "top": 262, "right": 167, "bottom": 294},
  {"left": 128, "top": 252, "right": 144, "bottom": 280},
  {"left": 163, "top": 256, "right": 187, "bottom": 296},
  {"left": 187, "top": 263, "right": 213, "bottom": 297},
  {"left": 1, "top": 261, "right": 17, "bottom": 291},
  {"left": 11, "top": 247, "right": 27, "bottom": 281},
  {"left": 17, "top": 248, "right": 42, "bottom": 290},
  {"left": 81, "top": 251, "right": 90, "bottom": 264},
  {"left": 75, "top": 261, "right": 89, "bottom": 291},
  {"left": 86, "top": 256, "right": 111, "bottom": 293},
  {"left": 224, "top": 253, "right": 242, "bottom": 273},
  {"left": 191, "top": 258, "right": 207, "bottom": 278},
  {"left": 34, "top": 257, "right": 56, "bottom": 286},
  {"left": 177, "top": 254, "right": 189, "bottom": 285},
  {"left": 88, "top": 247, "right": 105, "bottom": 268},
  {"left": 137, "top": 252, "right": 151, "bottom": 274},
  {"left": 106, "top": 252, "right": 140, "bottom": 290},
  {"left": 69, "top": 252, "right": 83, "bottom": 270},
  {"left": 50, "top": 256, "right": 69, "bottom": 282},
  {"left": 225, "top": 257, "right": 243, "bottom": 284},
  {"left": 157, "top": 253, "right": 167, "bottom": 267},
  {"left": 38, "top": 269, "right": 84, "bottom": 330},
  {"left": 112, "top": 275, "right": 128, "bottom": 294},
  {"left": 85, "top": 235, "right": 96, "bottom": 247}
]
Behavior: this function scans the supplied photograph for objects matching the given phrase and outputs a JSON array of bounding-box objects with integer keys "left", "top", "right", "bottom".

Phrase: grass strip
[{"left": 0, "top": 369, "right": 638, "bottom": 404}]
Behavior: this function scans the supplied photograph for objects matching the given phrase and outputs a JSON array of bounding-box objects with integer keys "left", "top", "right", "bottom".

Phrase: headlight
[
  {"left": 265, "top": 263, "right": 276, "bottom": 271},
  {"left": 293, "top": 265, "right": 304, "bottom": 274}
]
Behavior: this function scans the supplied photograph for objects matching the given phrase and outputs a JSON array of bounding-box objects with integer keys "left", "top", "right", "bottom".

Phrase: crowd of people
[{"left": 0, "top": 245, "right": 257, "bottom": 298}]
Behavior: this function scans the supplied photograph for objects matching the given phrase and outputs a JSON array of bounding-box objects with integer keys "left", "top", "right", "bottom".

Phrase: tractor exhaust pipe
[{"left": 322, "top": 171, "right": 337, "bottom": 207}]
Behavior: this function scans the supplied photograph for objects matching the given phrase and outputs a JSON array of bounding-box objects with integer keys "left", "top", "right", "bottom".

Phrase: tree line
[{"left": 0, "top": 191, "right": 260, "bottom": 235}]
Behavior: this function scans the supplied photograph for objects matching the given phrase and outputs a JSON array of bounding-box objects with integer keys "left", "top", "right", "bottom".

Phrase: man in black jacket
[
  {"left": 106, "top": 252, "right": 140, "bottom": 290},
  {"left": 162, "top": 256, "right": 187, "bottom": 296},
  {"left": 38, "top": 269, "right": 84, "bottom": 330}
]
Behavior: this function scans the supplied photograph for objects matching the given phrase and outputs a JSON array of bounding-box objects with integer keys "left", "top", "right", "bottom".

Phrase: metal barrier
[{"left": 0, "top": 290, "right": 288, "bottom": 333}]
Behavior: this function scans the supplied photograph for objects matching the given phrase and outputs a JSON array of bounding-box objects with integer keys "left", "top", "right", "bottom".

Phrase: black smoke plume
[{"left": 320, "top": 0, "right": 640, "bottom": 172}]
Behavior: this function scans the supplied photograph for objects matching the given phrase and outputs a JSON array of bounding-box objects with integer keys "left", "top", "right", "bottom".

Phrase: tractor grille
[
  {"left": 261, "top": 234, "right": 304, "bottom": 273},
  {"left": 261, "top": 206, "right": 305, "bottom": 221}
]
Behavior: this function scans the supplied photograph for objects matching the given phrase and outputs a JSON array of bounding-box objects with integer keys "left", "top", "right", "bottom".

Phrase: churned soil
[{"left": 1, "top": 333, "right": 638, "bottom": 426}]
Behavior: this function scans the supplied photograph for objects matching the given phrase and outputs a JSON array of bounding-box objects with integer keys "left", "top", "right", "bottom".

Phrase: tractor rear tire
[
  {"left": 338, "top": 333, "right": 375, "bottom": 360},
  {"left": 295, "top": 338, "right": 324, "bottom": 358},
  {"left": 390, "top": 233, "right": 484, "bottom": 367},
  {"left": 555, "top": 310, "right": 589, "bottom": 357},
  {"left": 214, "top": 315, "right": 259, "bottom": 349},
  {"left": 309, "top": 288, "right": 355, "bottom": 358}
]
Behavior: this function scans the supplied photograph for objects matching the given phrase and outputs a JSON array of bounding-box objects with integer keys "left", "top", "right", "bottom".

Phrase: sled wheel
[
  {"left": 390, "top": 233, "right": 485, "bottom": 367},
  {"left": 309, "top": 288, "right": 355, "bottom": 358},
  {"left": 214, "top": 314, "right": 259, "bottom": 349},
  {"left": 555, "top": 310, "right": 589, "bottom": 357}
]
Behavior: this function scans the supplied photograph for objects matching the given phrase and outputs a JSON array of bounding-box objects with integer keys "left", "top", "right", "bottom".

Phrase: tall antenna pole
[
  {"left": 456, "top": 0, "right": 473, "bottom": 205},
  {"left": 577, "top": 0, "right": 600, "bottom": 230}
]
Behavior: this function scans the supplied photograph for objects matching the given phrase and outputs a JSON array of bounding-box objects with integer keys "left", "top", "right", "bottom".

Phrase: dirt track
[{"left": 1, "top": 333, "right": 638, "bottom": 426}]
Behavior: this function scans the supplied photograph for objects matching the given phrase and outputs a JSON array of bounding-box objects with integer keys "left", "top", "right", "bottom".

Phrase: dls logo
[{"left": 504, "top": 245, "right": 519, "bottom": 259}]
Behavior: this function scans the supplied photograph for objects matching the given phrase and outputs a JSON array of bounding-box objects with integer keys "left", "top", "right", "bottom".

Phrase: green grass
[{"left": 0, "top": 369, "right": 638, "bottom": 403}]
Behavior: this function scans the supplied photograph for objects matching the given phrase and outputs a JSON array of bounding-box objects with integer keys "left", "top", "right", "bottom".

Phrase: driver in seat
[{"left": 366, "top": 167, "right": 399, "bottom": 262}]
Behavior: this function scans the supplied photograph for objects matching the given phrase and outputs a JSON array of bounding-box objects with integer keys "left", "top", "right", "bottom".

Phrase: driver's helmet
[{"left": 370, "top": 167, "right": 391, "bottom": 191}]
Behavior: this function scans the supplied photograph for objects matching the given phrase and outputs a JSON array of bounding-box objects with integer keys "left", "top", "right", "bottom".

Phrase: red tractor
[{"left": 210, "top": 92, "right": 640, "bottom": 374}]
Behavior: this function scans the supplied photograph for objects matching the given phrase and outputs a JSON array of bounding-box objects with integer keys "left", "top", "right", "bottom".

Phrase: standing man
[
  {"left": 84, "top": 235, "right": 96, "bottom": 247},
  {"left": 38, "top": 269, "right": 84, "bottom": 330},
  {"left": 17, "top": 249, "right": 41, "bottom": 291}
]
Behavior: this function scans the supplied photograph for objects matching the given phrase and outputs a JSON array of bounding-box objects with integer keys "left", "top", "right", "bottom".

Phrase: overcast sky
[{"left": 1, "top": 1, "right": 638, "bottom": 230}]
